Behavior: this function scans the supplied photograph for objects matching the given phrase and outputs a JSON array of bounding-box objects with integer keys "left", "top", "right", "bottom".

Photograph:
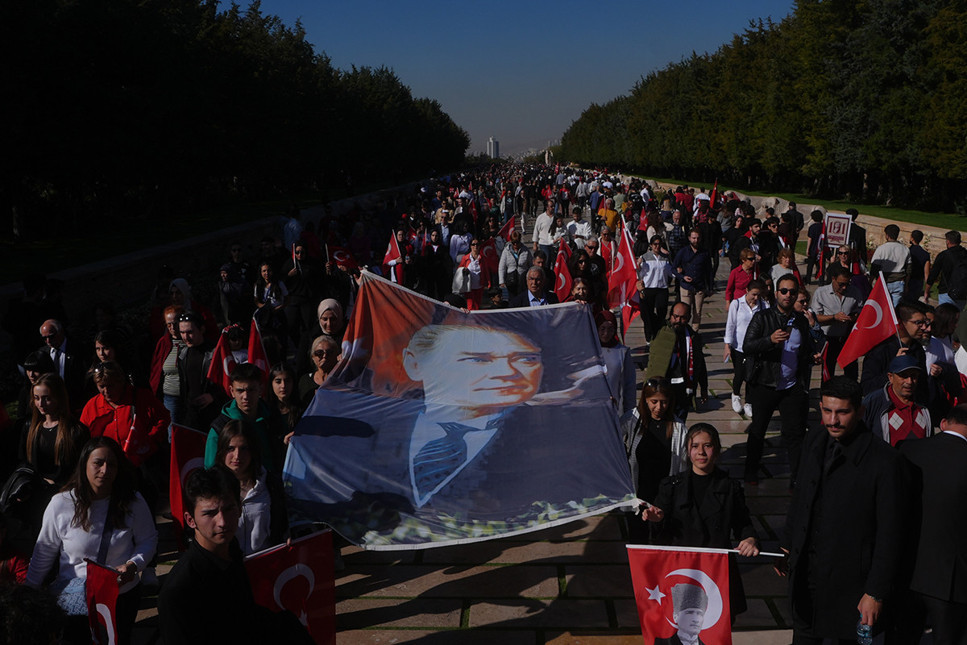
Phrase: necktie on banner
[
  {"left": 84, "top": 559, "right": 119, "bottom": 645},
  {"left": 627, "top": 545, "right": 732, "bottom": 645},
  {"left": 607, "top": 224, "right": 639, "bottom": 309},
  {"left": 207, "top": 327, "right": 238, "bottom": 397},
  {"left": 837, "top": 272, "right": 898, "bottom": 369},
  {"left": 245, "top": 530, "right": 336, "bottom": 645},
  {"left": 169, "top": 424, "right": 208, "bottom": 545}
]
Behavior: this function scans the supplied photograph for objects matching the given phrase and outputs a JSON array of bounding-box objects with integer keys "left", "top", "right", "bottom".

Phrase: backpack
[{"left": 947, "top": 251, "right": 967, "bottom": 300}]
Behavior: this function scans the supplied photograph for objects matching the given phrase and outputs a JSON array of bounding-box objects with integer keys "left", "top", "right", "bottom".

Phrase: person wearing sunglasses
[{"left": 741, "top": 274, "right": 820, "bottom": 486}]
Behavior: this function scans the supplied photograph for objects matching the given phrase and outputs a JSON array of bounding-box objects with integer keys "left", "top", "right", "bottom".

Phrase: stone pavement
[{"left": 133, "top": 252, "right": 815, "bottom": 645}]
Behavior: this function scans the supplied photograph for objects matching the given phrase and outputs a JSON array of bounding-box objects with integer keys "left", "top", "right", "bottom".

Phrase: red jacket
[{"left": 80, "top": 386, "right": 169, "bottom": 467}]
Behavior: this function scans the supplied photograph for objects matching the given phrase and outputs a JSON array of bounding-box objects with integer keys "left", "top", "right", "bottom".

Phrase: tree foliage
[
  {"left": 559, "top": 0, "right": 966, "bottom": 211},
  {"left": 0, "top": 0, "right": 469, "bottom": 229}
]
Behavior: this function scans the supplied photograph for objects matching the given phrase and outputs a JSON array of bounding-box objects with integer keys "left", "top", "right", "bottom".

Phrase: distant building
[{"left": 487, "top": 137, "right": 499, "bottom": 159}]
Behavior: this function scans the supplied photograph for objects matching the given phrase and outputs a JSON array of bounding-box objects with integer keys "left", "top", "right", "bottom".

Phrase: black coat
[
  {"left": 653, "top": 468, "right": 756, "bottom": 615},
  {"left": 900, "top": 432, "right": 967, "bottom": 603},
  {"left": 783, "top": 424, "right": 906, "bottom": 639},
  {"left": 742, "top": 307, "right": 815, "bottom": 390},
  {"left": 508, "top": 291, "right": 559, "bottom": 308}
]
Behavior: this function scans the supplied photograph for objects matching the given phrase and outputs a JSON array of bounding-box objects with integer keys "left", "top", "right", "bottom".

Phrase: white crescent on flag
[{"left": 274, "top": 563, "right": 317, "bottom": 625}]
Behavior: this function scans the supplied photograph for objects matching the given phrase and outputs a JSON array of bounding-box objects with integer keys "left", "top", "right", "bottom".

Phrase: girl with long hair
[
  {"left": 215, "top": 420, "right": 287, "bottom": 555},
  {"left": 25, "top": 437, "right": 157, "bottom": 644},
  {"left": 267, "top": 363, "right": 303, "bottom": 441}
]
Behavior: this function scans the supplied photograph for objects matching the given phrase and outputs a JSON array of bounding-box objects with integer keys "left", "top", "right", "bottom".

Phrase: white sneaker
[
  {"left": 731, "top": 394, "right": 742, "bottom": 414},
  {"left": 743, "top": 403, "right": 753, "bottom": 418}
]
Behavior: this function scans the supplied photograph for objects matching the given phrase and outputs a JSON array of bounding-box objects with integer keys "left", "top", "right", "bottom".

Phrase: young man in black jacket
[{"left": 741, "top": 274, "right": 820, "bottom": 486}]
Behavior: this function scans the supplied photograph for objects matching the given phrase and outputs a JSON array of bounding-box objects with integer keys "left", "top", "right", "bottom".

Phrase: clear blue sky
[{"left": 255, "top": 1, "right": 796, "bottom": 155}]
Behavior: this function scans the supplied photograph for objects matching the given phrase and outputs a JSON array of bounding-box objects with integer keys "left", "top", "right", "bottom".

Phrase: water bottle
[{"left": 856, "top": 619, "right": 872, "bottom": 645}]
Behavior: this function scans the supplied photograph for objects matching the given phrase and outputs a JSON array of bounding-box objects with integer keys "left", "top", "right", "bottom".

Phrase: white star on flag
[{"left": 646, "top": 585, "right": 666, "bottom": 603}]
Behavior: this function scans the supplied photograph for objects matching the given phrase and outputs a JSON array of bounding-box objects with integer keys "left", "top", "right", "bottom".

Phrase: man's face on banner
[
  {"left": 405, "top": 327, "right": 543, "bottom": 412},
  {"left": 674, "top": 607, "right": 705, "bottom": 639}
]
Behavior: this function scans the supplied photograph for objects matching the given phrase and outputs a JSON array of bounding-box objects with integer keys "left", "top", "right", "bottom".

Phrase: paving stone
[
  {"left": 338, "top": 629, "right": 538, "bottom": 644},
  {"left": 337, "top": 564, "right": 560, "bottom": 599},
  {"left": 342, "top": 546, "right": 420, "bottom": 565},
  {"left": 733, "top": 630, "right": 794, "bottom": 645},
  {"left": 563, "top": 565, "right": 635, "bottom": 598},
  {"left": 546, "top": 632, "right": 643, "bottom": 645},
  {"left": 612, "top": 598, "right": 642, "bottom": 629},
  {"left": 336, "top": 597, "right": 463, "bottom": 629},
  {"left": 422, "top": 538, "right": 629, "bottom": 566},
  {"left": 733, "top": 598, "right": 781, "bottom": 629},
  {"left": 469, "top": 599, "right": 609, "bottom": 629}
]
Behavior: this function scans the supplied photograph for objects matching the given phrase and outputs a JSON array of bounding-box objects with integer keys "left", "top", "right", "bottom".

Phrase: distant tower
[{"left": 487, "top": 136, "right": 499, "bottom": 159}]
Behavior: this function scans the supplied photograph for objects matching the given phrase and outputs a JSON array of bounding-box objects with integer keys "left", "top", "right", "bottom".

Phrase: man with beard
[
  {"left": 741, "top": 274, "right": 819, "bottom": 486},
  {"left": 779, "top": 377, "right": 905, "bottom": 644},
  {"left": 645, "top": 302, "right": 708, "bottom": 422}
]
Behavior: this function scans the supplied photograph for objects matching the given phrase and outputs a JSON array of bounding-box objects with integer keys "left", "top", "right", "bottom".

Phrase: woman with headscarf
[{"left": 295, "top": 298, "right": 346, "bottom": 377}]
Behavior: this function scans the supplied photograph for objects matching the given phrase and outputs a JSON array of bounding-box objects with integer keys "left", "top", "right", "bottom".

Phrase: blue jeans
[
  {"left": 939, "top": 292, "right": 966, "bottom": 310},
  {"left": 162, "top": 394, "right": 183, "bottom": 442},
  {"left": 886, "top": 280, "right": 904, "bottom": 306}
]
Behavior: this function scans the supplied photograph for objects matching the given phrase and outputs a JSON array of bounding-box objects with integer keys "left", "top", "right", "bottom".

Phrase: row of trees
[
  {"left": 1, "top": 0, "right": 469, "bottom": 233},
  {"left": 560, "top": 0, "right": 967, "bottom": 212}
]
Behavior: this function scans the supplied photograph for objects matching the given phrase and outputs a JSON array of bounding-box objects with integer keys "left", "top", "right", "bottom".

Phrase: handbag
[{"left": 0, "top": 465, "right": 39, "bottom": 515}]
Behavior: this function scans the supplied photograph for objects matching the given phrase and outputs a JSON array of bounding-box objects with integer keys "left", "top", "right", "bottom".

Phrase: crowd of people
[{"left": 1, "top": 162, "right": 966, "bottom": 644}]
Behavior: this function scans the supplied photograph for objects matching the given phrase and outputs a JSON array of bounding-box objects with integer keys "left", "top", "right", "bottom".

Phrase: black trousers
[
  {"left": 639, "top": 287, "right": 669, "bottom": 342},
  {"left": 731, "top": 350, "right": 747, "bottom": 396},
  {"left": 825, "top": 336, "right": 858, "bottom": 381},
  {"left": 891, "top": 590, "right": 967, "bottom": 645},
  {"left": 745, "top": 382, "right": 809, "bottom": 484}
]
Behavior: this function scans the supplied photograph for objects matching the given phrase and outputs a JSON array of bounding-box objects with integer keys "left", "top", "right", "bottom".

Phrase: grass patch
[{"left": 641, "top": 175, "right": 965, "bottom": 229}]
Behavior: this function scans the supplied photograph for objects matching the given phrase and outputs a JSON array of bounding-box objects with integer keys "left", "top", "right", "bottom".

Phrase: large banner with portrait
[{"left": 283, "top": 272, "right": 636, "bottom": 549}]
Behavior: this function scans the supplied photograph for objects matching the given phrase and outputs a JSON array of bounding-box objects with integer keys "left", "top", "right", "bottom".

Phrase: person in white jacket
[
  {"left": 636, "top": 236, "right": 674, "bottom": 344},
  {"left": 723, "top": 279, "right": 769, "bottom": 416}
]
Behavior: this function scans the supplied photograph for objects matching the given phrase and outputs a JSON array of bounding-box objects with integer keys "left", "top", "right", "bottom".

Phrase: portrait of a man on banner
[{"left": 283, "top": 273, "right": 635, "bottom": 548}]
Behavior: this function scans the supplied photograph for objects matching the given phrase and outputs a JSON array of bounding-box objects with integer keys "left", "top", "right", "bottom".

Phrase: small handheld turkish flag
[
  {"left": 246, "top": 530, "right": 336, "bottom": 645},
  {"left": 627, "top": 545, "right": 732, "bottom": 645},
  {"left": 837, "top": 272, "right": 898, "bottom": 369},
  {"left": 169, "top": 424, "right": 207, "bottom": 545},
  {"left": 85, "top": 559, "right": 119, "bottom": 645},
  {"left": 553, "top": 246, "right": 573, "bottom": 302}
]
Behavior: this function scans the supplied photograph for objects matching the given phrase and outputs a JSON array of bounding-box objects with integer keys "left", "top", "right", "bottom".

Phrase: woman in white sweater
[
  {"left": 723, "top": 279, "right": 769, "bottom": 416},
  {"left": 26, "top": 436, "right": 157, "bottom": 644}
]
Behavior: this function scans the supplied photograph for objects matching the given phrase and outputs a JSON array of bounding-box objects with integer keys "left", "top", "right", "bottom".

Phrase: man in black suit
[
  {"left": 896, "top": 403, "right": 967, "bottom": 643},
  {"left": 286, "top": 321, "right": 631, "bottom": 544},
  {"left": 509, "top": 266, "right": 560, "bottom": 307},
  {"left": 38, "top": 318, "right": 85, "bottom": 410},
  {"left": 779, "top": 377, "right": 906, "bottom": 644}
]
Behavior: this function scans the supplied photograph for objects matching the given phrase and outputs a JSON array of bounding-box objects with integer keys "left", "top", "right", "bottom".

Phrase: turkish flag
[
  {"left": 246, "top": 530, "right": 336, "bottom": 645},
  {"left": 607, "top": 225, "right": 639, "bottom": 309},
  {"left": 382, "top": 233, "right": 403, "bottom": 282},
  {"left": 498, "top": 215, "right": 516, "bottom": 241},
  {"left": 327, "top": 245, "right": 358, "bottom": 271},
  {"left": 248, "top": 316, "right": 270, "bottom": 383},
  {"left": 553, "top": 245, "right": 573, "bottom": 302},
  {"left": 479, "top": 237, "right": 500, "bottom": 275},
  {"left": 622, "top": 298, "right": 641, "bottom": 334},
  {"left": 627, "top": 545, "right": 733, "bottom": 645},
  {"left": 85, "top": 559, "right": 119, "bottom": 645},
  {"left": 837, "top": 272, "right": 898, "bottom": 369},
  {"left": 206, "top": 328, "right": 237, "bottom": 397},
  {"left": 169, "top": 424, "right": 208, "bottom": 545}
]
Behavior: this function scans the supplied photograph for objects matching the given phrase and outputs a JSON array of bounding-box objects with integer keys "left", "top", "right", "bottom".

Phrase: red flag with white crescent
[
  {"left": 820, "top": 341, "right": 831, "bottom": 383},
  {"left": 169, "top": 424, "right": 207, "bottom": 546},
  {"left": 246, "top": 530, "right": 336, "bottom": 645},
  {"left": 497, "top": 216, "right": 516, "bottom": 241},
  {"left": 628, "top": 545, "right": 733, "bottom": 645},
  {"left": 837, "top": 272, "right": 898, "bottom": 369},
  {"left": 328, "top": 245, "right": 358, "bottom": 271},
  {"left": 479, "top": 237, "right": 499, "bottom": 275},
  {"left": 85, "top": 559, "right": 120, "bottom": 645},
  {"left": 206, "top": 328, "right": 237, "bottom": 397},
  {"left": 607, "top": 225, "right": 639, "bottom": 309},
  {"left": 248, "top": 317, "right": 270, "bottom": 385},
  {"left": 553, "top": 246, "right": 573, "bottom": 302}
]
